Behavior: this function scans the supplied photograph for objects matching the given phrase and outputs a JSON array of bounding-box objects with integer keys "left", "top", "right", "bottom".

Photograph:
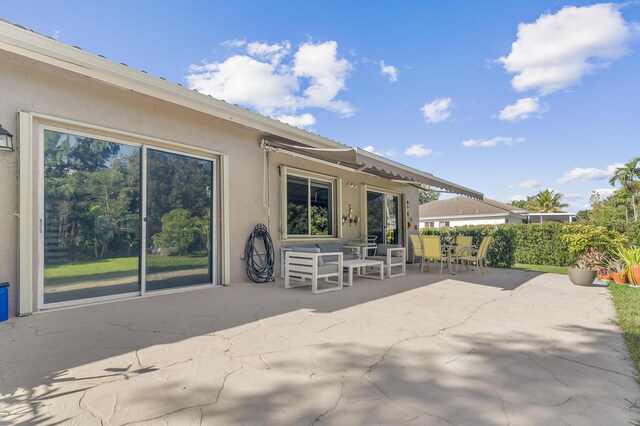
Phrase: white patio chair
[
  {"left": 366, "top": 243, "right": 406, "bottom": 278},
  {"left": 284, "top": 249, "right": 343, "bottom": 294}
]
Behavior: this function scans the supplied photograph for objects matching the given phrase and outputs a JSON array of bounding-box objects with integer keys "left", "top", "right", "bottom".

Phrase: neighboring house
[
  {"left": 524, "top": 213, "right": 578, "bottom": 223},
  {"left": 419, "top": 197, "right": 526, "bottom": 229},
  {"left": 0, "top": 19, "right": 481, "bottom": 317}
]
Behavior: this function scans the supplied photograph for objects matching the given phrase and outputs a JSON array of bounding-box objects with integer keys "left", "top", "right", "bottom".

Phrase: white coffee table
[{"left": 332, "top": 258, "right": 384, "bottom": 287}]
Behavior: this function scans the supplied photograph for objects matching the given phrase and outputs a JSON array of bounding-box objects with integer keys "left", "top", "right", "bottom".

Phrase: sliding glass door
[
  {"left": 366, "top": 190, "right": 401, "bottom": 246},
  {"left": 42, "top": 130, "right": 215, "bottom": 307},
  {"left": 43, "top": 130, "right": 141, "bottom": 304},
  {"left": 145, "top": 149, "right": 214, "bottom": 291}
]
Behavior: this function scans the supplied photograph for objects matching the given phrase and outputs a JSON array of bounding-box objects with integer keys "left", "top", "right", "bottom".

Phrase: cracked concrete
[{"left": 0, "top": 268, "right": 638, "bottom": 425}]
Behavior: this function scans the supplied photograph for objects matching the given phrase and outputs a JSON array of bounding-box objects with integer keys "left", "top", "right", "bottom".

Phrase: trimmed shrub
[
  {"left": 421, "top": 225, "right": 516, "bottom": 268},
  {"left": 421, "top": 221, "right": 638, "bottom": 268},
  {"left": 560, "top": 223, "right": 624, "bottom": 256},
  {"left": 512, "top": 222, "right": 575, "bottom": 266}
]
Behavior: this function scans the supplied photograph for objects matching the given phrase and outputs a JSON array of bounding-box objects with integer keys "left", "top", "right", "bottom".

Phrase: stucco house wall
[{"left": 0, "top": 47, "right": 420, "bottom": 317}]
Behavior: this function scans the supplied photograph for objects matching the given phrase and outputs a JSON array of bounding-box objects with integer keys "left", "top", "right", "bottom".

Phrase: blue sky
[{"left": 3, "top": 1, "right": 639, "bottom": 211}]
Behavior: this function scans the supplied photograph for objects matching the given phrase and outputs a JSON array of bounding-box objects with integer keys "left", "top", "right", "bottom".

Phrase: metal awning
[{"left": 261, "top": 138, "right": 483, "bottom": 200}]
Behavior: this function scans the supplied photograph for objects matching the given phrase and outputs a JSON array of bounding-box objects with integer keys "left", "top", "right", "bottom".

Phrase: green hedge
[
  {"left": 421, "top": 222, "right": 636, "bottom": 268},
  {"left": 612, "top": 221, "right": 640, "bottom": 247},
  {"left": 512, "top": 222, "right": 576, "bottom": 266},
  {"left": 421, "top": 225, "right": 517, "bottom": 268}
]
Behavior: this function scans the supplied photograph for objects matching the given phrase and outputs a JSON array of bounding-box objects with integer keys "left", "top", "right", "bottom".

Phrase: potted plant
[
  {"left": 567, "top": 248, "right": 600, "bottom": 286},
  {"left": 607, "top": 258, "right": 628, "bottom": 284},
  {"left": 597, "top": 265, "right": 613, "bottom": 284},
  {"left": 617, "top": 246, "right": 640, "bottom": 286}
]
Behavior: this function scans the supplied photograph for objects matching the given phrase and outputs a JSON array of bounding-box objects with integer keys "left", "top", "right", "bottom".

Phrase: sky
[{"left": 3, "top": 1, "right": 639, "bottom": 211}]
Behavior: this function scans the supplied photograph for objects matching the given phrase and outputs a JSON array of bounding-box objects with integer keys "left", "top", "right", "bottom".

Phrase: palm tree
[
  {"left": 609, "top": 157, "right": 640, "bottom": 221},
  {"left": 510, "top": 199, "right": 527, "bottom": 209},
  {"left": 525, "top": 189, "right": 568, "bottom": 213}
]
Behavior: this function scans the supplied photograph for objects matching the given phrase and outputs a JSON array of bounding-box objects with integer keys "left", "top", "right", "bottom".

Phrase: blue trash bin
[{"left": 0, "top": 282, "right": 9, "bottom": 322}]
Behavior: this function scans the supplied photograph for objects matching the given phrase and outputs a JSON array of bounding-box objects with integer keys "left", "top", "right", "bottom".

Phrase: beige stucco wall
[{"left": 0, "top": 49, "right": 420, "bottom": 317}]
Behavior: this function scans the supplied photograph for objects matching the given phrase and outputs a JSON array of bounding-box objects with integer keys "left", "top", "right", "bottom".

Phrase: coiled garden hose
[{"left": 244, "top": 223, "right": 275, "bottom": 283}]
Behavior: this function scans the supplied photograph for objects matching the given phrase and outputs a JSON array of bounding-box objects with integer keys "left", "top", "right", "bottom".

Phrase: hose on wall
[{"left": 244, "top": 223, "right": 275, "bottom": 283}]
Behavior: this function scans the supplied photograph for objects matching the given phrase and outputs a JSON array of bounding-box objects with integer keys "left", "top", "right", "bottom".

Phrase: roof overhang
[
  {"left": 262, "top": 138, "right": 483, "bottom": 200},
  {"left": 0, "top": 19, "right": 484, "bottom": 201},
  {"left": 419, "top": 212, "right": 525, "bottom": 221}
]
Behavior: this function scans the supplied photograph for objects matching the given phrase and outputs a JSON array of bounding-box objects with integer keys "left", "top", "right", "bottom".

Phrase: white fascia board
[
  {"left": 0, "top": 21, "right": 345, "bottom": 150},
  {"left": 419, "top": 213, "right": 510, "bottom": 221}
]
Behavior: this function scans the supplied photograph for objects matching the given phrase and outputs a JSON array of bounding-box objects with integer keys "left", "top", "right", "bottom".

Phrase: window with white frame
[{"left": 285, "top": 171, "right": 336, "bottom": 237}]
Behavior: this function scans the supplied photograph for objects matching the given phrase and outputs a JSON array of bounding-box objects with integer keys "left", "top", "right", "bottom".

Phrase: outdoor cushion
[
  {"left": 366, "top": 255, "right": 388, "bottom": 262},
  {"left": 316, "top": 264, "right": 340, "bottom": 275},
  {"left": 315, "top": 243, "right": 357, "bottom": 263},
  {"left": 376, "top": 244, "right": 403, "bottom": 256},
  {"left": 317, "top": 243, "right": 343, "bottom": 253},
  {"left": 288, "top": 246, "right": 323, "bottom": 265}
]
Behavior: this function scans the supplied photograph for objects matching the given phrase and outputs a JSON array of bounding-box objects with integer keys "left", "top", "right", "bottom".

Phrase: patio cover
[{"left": 261, "top": 138, "right": 483, "bottom": 200}]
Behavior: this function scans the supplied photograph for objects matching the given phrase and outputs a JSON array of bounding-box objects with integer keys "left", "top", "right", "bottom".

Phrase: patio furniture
[
  {"left": 409, "top": 234, "right": 424, "bottom": 270},
  {"left": 421, "top": 235, "right": 448, "bottom": 274},
  {"left": 345, "top": 235, "right": 378, "bottom": 258},
  {"left": 449, "top": 235, "right": 473, "bottom": 268},
  {"left": 366, "top": 244, "right": 406, "bottom": 278},
  {"left": 328, "top": 258, "right": 384, "bottom": 287},
  {"left": 457, "top": 236, "right": 493, "bottom": 275},
  {"left": 284, "top": 248, "right": 343, "bottom": 294},
  {"left": 280, "top": 243, "right": 357, "bottom": 277}
]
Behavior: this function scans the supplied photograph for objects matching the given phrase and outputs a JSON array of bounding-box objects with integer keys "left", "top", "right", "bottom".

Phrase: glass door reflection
[
  {"left": 367, "top": 190, "right": 401, "bottom": 245},
  {"left": 145, "top": 149, "right": 213, "bottom": 291},
  {"left": 43, "top": 130, "right": 141, "bottom": 304}
]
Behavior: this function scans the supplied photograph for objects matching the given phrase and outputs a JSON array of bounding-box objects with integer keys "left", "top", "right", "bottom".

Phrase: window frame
[
  {"left": 360, "top": 184, "right": 407, "bottom": 248},
  {"left": 18, "top": 111, "right": 227, "bottom": 315},
  {"left": 280, "top": 166, "right": 341, "bottom": 240}
]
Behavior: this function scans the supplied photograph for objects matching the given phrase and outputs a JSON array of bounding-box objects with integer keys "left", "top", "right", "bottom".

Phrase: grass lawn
[
  {"left": 512, "top": 263, "right": 568, "bottom": 275},
  {"left": 45, "top": 255, "right": 209, "bottom": 284},
  {"left": 609, "top": 283, "right": 640, "bottom": 379}
]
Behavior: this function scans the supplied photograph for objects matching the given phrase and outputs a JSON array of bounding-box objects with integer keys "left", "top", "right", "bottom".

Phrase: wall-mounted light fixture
[
  {"left": 347, "top": 182, "right": 357, "bottom": 189},
  {"left": 0, "top": 124, "right": 14, "bottom": 151},
  {"left": 342, "top": 204, "right": 359, "bottom": 226}
]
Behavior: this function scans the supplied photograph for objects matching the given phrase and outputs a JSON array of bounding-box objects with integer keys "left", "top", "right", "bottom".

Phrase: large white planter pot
[{"left": 567, "top": 267, "right": 597, "bottom": 286}]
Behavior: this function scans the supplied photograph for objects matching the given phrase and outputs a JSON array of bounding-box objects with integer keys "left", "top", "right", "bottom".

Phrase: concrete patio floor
[{"left": 1, "top": 268, "right": 638, "bottom": 425}]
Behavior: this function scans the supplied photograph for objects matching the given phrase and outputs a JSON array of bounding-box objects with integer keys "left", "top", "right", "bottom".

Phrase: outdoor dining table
[{"left": 442, "top": 243, "right": 473, "bottom": 273}]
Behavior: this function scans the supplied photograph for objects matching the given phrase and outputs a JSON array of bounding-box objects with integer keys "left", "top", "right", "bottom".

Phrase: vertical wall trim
[
  {"left": 280, "top": 165, "right": 288, "bottom": 240},
  {"left": 18, "top": 111, "right": 33, "bottom": 315},
  {"left": 220, "top": 154, "right": 231, "bottom": 285},
  {"left": 336, "top": 178, "right": 343, "bottom": 239}
]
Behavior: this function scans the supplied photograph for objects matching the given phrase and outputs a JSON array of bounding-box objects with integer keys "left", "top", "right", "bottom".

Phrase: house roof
[
  {"left": 419, "top": 196, "right": 526, "bottom": 219},
  {"left": 0, "top": 18, "right": 482, "bottom": 199}
]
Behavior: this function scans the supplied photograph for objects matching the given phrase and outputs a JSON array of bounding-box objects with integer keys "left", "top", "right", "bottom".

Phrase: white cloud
[
  {"left": 421, "top": 97, "right": 452, "bottom": 123},
  {"left": 592, "top": 188, "right": 616, "bottom": 197},
  {"left": 518, "top": 179, "right": 541, "bottom": 189},
  {"left": 293, "top": 41, "right": 355, "bottom": 116},
  {"left": 380, "top": 60, "right": 398, "bottom": 82},
  {"left": 186, "top": 39, "right": 355, "bottom": 121},
  {"left": 462, "top": 136, "right": 525, "bottom": 148},
  {"left": 557, "top": 163, "right": 624, "bottom": 184},
  {"left": 564, "top": 194, "right": 583, "bottom": 201},
  {"left": 362, "top": 145, "right": 397, "bottom": 157},
  {"left": 246, "top": 41, "right": 291, "bottom": 65},
  {"left": 221, "top": 39, "right": 247, "bottom": 48},
  {"left": 275, "top": 113, "right": 316, "bottom": 128},
  {"left": 404, "top": 144, "right": 433, "bottom": 157},
  {"left": 498, "top": 97, "right": 548, "bottom": 121},
  {"left": 509, "top": 194, "right": 527, "bottom": 201},
  {"left": 497, "top": 4, "right": 636, "bottom": 95},
  {"left": 187, "top": 56, "right": 299, "bottom": 114}
]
